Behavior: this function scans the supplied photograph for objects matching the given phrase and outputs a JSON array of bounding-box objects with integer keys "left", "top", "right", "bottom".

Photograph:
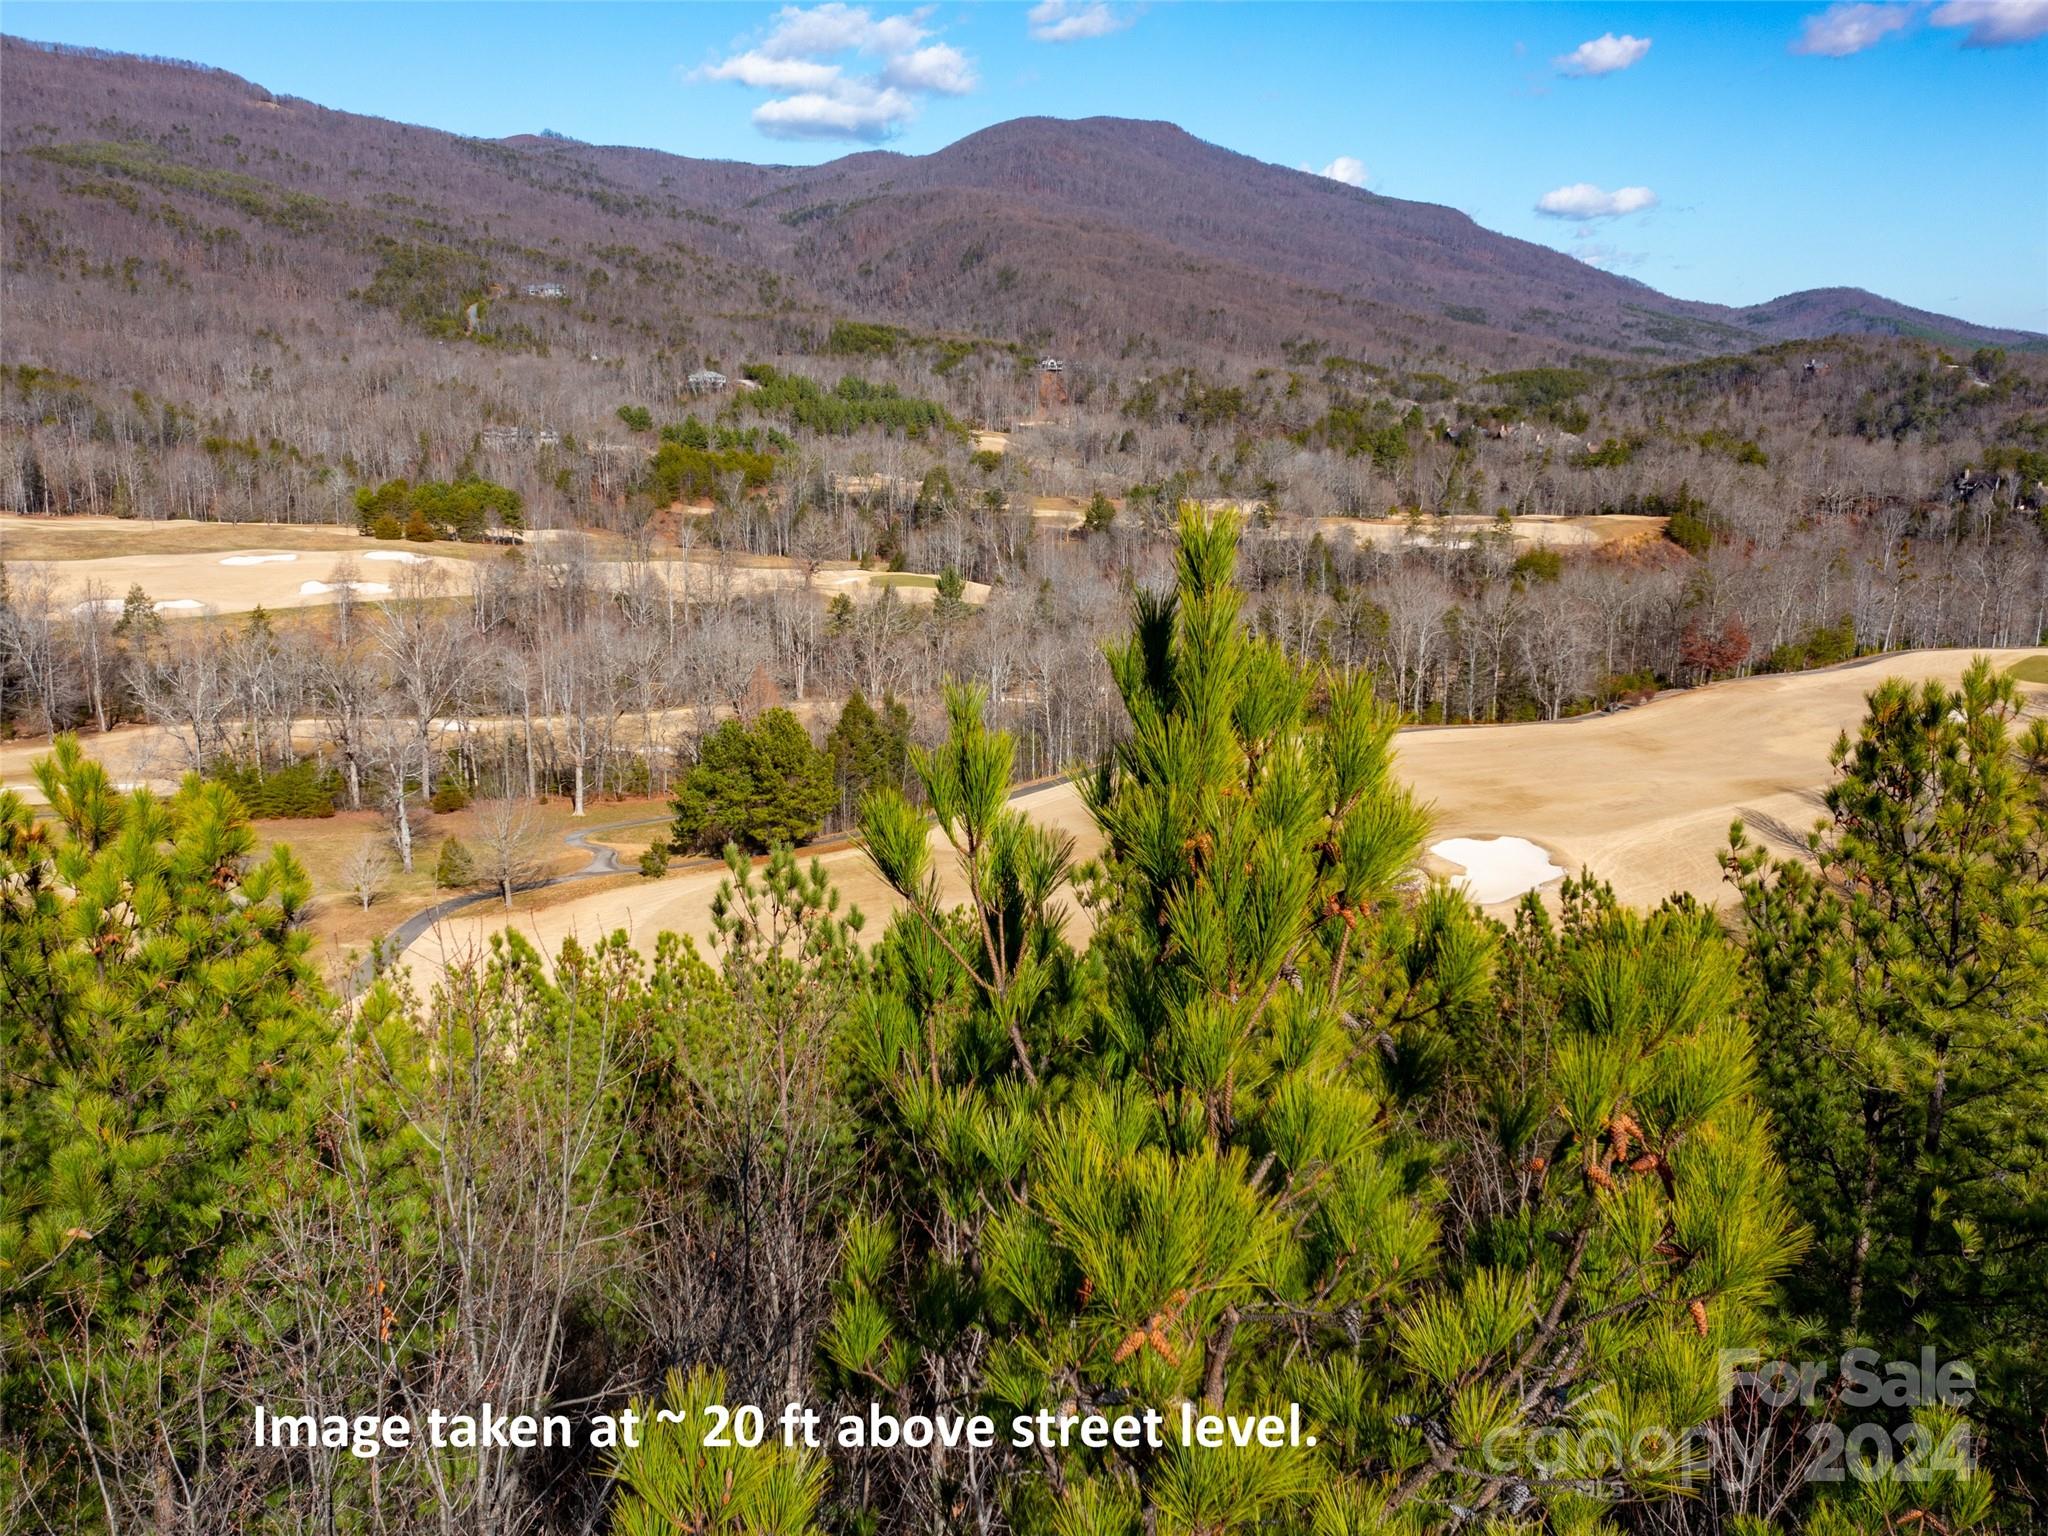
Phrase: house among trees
[
  {"left": 521, "top": 281, "right": 567, "bottom": 299},
  {"left": 687, "top": 369, "right": 728, "bottom": 394},
  {"left": 1037, "top": 356, "right": 1070, "bottom": 412}
]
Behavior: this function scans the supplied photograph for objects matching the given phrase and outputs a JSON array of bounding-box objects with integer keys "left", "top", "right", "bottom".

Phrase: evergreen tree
[
  {"left": 825, "top": 690, "right": 912, "bottom": 824},
  {"left": 112, "top": 582, "right": 163, "bottom": 642},
  {"left": 841, "top": 509, "right": 1802, "bottom": 1532},
  {"left": 0, "top": 737, "right": 332, "bottom": 1521},
  {"left": 1726, "top": 660, "right": 2048, "bottom": 1494},
  {"left": 16, "top": 442, "right": 48, "bottom": 514},
  {"left": 612, "top": 1368, "right": 828, "bottom": 1536},
  {"left": 435, "top": 833, "right": 476, "bottom": 887},
  {"left": 671, "top": 708, "right": 834, "bottom": 856}
]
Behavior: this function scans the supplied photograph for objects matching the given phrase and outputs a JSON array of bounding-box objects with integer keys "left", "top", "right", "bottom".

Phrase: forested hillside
[{"left": 3, "top": 33, "right": 2045, "bottom": 831}]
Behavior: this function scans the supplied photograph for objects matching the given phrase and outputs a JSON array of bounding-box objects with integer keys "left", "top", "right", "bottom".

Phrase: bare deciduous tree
[
  {"left": 340, "top": 835, "right": 392, "bottom": 911},
  {"left": 469, "top": 796, "right": 543, "bottom": 908}
]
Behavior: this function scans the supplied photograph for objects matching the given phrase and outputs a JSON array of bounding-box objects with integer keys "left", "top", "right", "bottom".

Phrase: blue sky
[{"left": 8, "top": 2, "right": 2046, "bottom": 330}]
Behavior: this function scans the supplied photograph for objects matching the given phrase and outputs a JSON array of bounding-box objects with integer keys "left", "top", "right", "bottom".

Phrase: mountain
[
  {"left": 0, "top": 34, "right": 2036, "bottom": 402},
  {"left": 502, "top": 112, "right": 2038, "bottom": 362}
]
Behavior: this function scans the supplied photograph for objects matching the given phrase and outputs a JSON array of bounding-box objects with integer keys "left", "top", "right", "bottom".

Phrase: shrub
[
  {"left": 433, "top": 836, "right": 475, "bottom": 888},
  {"left": 206, "top": 757, "right": 339, "bottom": 819},
  {"left": 429, "top": 780, "right": 471, "bottom": 814},
  {"left": 638, "top": 844, "right": 671, "bottom": 879}
]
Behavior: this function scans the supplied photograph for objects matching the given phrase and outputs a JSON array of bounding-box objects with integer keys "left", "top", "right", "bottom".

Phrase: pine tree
[
  {"left": 671, "top": 708, "right": 835, "bottom": 855},
  {"left": 0, "top": 736, "right": 332, "bottom": 1522},
  {"left": 826, "top": 690, "right": 911, "bottom": 824},
  {"left": 839, "top": 509, "right": 1803, "bottom": 1532},
  {"left": 435, "top": 832, "right": 476, "bottom": 887},
  {"left": 1726, "top": 659, "right": 2048, "bottom": 1493},
  {"left": 611, "top": 1368, "right": 828, "bottom": 1536}
]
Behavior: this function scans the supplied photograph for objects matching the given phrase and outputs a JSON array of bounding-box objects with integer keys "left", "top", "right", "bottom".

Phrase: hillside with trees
[{"left": 4, "top": 40, "right": 2044, "bottom": 709}]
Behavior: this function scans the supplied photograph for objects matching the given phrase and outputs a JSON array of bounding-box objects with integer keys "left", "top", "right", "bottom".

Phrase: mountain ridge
[
  {"left": 494, "top": 108, "right": 2035, "bottom": 354},
  {"left": 1, "top": 34, "right": 2038, "bottom": 373}
]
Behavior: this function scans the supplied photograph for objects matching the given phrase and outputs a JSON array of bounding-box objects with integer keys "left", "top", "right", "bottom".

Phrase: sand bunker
[
  {"left": 219, "top": 553, "right": 298, "bottom": 566},
  {"left": 1431, "top": 836, "right": 1566, "bottom": 905},
  {"left": 299, "top": 579, "right": 392, "bottom": 597},
  {"left": 361, "top": 550, "right": 424, "bottom": 563},
  {"left": 153, "top": 598, "right": 204, "bottom": 611}
]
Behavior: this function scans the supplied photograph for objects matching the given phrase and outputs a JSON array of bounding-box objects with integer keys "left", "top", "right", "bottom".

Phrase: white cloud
[
  {"left": 758, "top": 3, "right": 930, "bottom": 59},
  {"left": 1317, "top": 155, "right": 1370, "bottom": 188},
  {"left": 1535, "top": 183, "right": 1659, "bottom": 219},
  {"left": 696, "top": 4, "right": 976, "bottom": 141},
  {"left": 882, "top": 42, "right": 977, "bottom": 94},
  {"left": 1027, "top": 0, "right": 1136, "bottom": 42},
  {"left": 1790, "top": 3, "right": 1915, "bottom": 55},
  {"left": 1930, "top": 0, "right": 2048, "bottom": 45},
  {"left": 1553, "top": 32, "right": 1652, "bottom": 75},
  {"left": 702, "top": 50, "right": 844, "bottom": 90},
  {"left": 753, "top": 82, "right": 916, "bottom": 140}
]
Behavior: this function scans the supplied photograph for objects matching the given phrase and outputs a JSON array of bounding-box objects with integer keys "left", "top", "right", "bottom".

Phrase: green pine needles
[{"left": 825, "top": 508, "right": 1808, "bottom": 1534}]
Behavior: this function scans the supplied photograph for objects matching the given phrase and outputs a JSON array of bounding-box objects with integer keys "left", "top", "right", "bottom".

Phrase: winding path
[
  {"left": 364, "top": 779, "right": 1081, "bottom": 992},
  {"left": 348, "top": 814, "right": 670, "bottom": 993}
]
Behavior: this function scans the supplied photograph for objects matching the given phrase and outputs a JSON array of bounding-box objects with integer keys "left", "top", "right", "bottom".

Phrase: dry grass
[
  {"left": 258, "top": 796, "right": 670, "bottom": 979},
  {"left": 0, "top": 514, "right": 509, "bottom": 564},
  {"left": 1, "top": 516, "right": 983, "bottom": 617}
]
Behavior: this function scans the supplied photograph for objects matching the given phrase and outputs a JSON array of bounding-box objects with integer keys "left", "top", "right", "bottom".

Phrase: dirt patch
[{"left": 1313, "top": 514, "right": 1665, "bottom": 550}]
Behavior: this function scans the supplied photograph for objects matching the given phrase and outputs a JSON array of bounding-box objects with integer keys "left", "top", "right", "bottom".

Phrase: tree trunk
[
  {"left": 1907, "top": 1040, "right": 1950, "bottom": 1289},
  {"left": 393, "top": 746, "right": 415, "bottom": 873}
]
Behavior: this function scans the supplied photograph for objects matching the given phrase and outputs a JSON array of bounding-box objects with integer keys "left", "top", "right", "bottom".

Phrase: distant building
[
  {"left": 522, "top": 282, "right": 567, "bottom": 300},
  {"left": 687, "top": 369, "right": 728, "bottom": 394},
  {"left": 1036, "top": 357, "right": 1070, "bottom": 413}
]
